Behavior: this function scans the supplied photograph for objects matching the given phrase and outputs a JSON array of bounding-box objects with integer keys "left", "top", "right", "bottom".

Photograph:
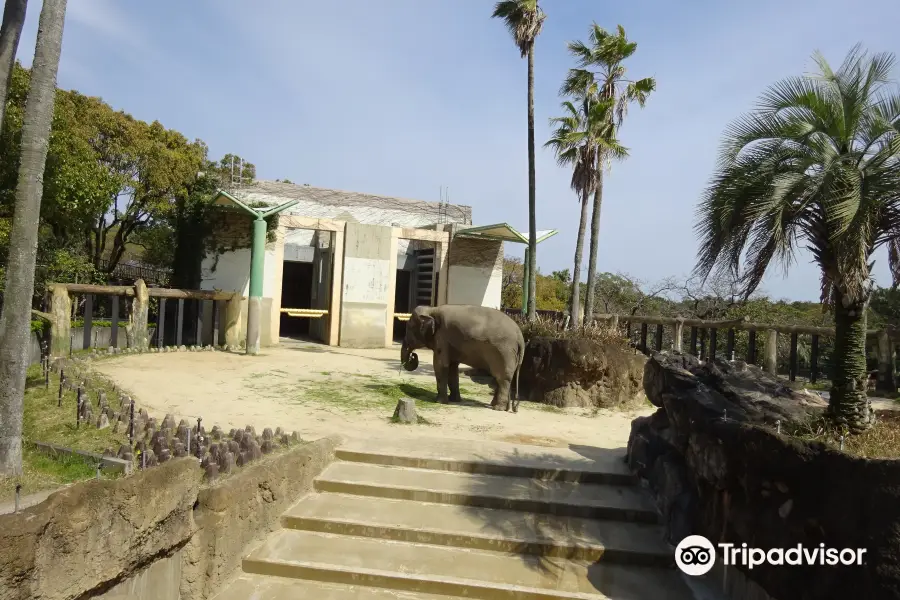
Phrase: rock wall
[
  {"left": 0, "top": 436, "right": 339, "bottom": 600},
  {"left": 627, "top": 352, "right": 900, "bottom": 600},
  {"left": 519, "top": 337, "right": 646, "bottom": 408}
]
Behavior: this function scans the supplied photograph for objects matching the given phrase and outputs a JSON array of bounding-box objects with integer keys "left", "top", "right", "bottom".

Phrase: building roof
[
  {"left": 220, "top": 180, "right": 473, "bottom": 229},
  {"left": 456, "top": 223, "right": 558, "bottom": 244}
]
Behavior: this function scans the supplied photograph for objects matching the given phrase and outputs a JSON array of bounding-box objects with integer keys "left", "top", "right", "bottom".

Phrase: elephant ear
[{"left": 420, "top": 315, "right": 437, "bottom": 341}]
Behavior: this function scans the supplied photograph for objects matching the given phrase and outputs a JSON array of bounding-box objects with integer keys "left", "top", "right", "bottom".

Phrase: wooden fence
[
  {"left": 41, "top": 280, "right": 244, "bottom": 357},
  {"left": 503, "top": 308, "right": 898, "bottom": 392}
]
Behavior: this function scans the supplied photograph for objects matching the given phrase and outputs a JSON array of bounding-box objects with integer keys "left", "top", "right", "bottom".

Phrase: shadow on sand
[{"left": 454, "top": 442, "right": 666, "bottom": 599}]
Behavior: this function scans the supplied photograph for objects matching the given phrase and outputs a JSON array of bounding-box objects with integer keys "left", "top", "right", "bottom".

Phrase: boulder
[
  {"left": 519, "top": 336, "right": 646, "bottom": 408},
  {"left": 392, "top": 398, "right": 418, "bottom": 424}
]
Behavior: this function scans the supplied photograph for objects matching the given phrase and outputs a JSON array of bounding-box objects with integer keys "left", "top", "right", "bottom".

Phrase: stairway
[{"left": 214, "top": 437, "right": 696, "bottom": 600}]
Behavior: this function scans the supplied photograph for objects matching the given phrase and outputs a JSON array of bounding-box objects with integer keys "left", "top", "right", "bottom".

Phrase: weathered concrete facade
[{"left": 200, "top": 180, "right": 506, "bottom": 348}]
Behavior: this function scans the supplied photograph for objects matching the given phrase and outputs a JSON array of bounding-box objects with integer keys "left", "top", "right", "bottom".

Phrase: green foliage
[
  {"left": 491, "top": 0, "right": 546, "bottom": 58},
  {"left": 501, "top": 257, "right": 568, "bottom": 311},
  {"left": 695, "top": 46, "right": 900, "bottom": 305}
]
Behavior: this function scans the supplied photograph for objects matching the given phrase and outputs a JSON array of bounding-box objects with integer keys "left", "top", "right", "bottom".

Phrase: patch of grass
[
  {"left": 786, "top": 410, "right": 900, "bottom": 459},
  {"left": 0, "top": 443, "right": 123, "bottom": 503},
  {"left": 320, "top": 371, "right": 331, "bottom": 376},
  {"left": 23, "top": 365, "right": 130, "bottom": 455},
  {"left": 537, "top": 403, "right": 564, "bottom": 413}
]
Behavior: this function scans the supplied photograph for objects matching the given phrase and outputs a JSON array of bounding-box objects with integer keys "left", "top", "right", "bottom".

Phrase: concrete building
[{"left": 201, "top": 180, "right": 555, "bottom": 349}]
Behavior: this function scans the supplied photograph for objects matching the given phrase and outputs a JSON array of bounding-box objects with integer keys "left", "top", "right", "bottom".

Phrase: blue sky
[{"left": 15, "top": 0, "right": 900, "bottom": 301}]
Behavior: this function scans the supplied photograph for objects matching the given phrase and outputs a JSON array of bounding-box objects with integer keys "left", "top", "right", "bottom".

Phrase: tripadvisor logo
[{"left": 675, "top": 535, "right": 867, "bottom": 576}]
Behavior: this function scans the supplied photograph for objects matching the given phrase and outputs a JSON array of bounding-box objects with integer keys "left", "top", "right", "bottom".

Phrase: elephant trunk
[
  {"left": 400, "top": 340, "right": 410, "bottom": 364},
  {"left": 400, "top": 340, "right": 419, "bottom": 371}
]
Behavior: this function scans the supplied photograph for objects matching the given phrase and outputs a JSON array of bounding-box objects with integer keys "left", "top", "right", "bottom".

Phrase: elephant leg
[
  {"left": 448, "top": 362, "right": 462, "bottom": 403},
  {"left": 433, "top": 348, "right": 450, "bottom": 404},
  {"left": 492, "top": 378, "right": 511, "bottom": 411}
]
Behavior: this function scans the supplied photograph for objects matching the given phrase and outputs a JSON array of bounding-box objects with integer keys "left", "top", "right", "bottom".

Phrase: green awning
[
  {"left": 457, "top": 223, "right": 558, "bottom": 244},
  {"left": 211, "top": 189, "right": 298, "bottom": 219}
]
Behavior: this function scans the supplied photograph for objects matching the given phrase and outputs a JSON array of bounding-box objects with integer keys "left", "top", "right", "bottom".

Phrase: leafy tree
[
  {"left": 0, "top": 0, "right": 67, "bottom": 475},
  {"left": 561, "top": 24, "right": 655, "bottom": 322},
  {"left": 492, "top": 0, "right": 545, "bottom": 322},
  {"left": 0, "top": 0, "right": 26, "bottom": 129},
  {"left": 694, "top": 46, "right": 900, "bottom": 432},
  {"left": 546, "top": 96, "right": 624, "bottom": 326}
]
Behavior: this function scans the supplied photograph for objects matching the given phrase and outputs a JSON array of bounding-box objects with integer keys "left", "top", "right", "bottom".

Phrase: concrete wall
[
  {"left": 447, "top": 237, "right": 503, "bottom": 309},
  {"left": 0, "top": 437, "right": 339, "bottom": 600},
  {"left": 339, "top": 222, "right": 393, "bottom": 348},
  {"left": 200, "top": 243, "right": 279, "bottom": 348}
]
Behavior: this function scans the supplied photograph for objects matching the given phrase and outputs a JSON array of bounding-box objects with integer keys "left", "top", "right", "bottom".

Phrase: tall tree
[
  {"left": 694, "top": 45, "right": 900, "bottom": 432},
  {"left": 0, "top": 0, "right": 27, "bottom": 129},
  {"left": 492, "top": 0, "right": 545, "bottom": 322},
  {"left": 562, "top": 24, "right": 655, "bottom": 322},
  {"left": 546, "top": 98, "right": 624, "bottom": 325},
  {"left": 0, "top": 0, "right": 67, "bottom": 475}
]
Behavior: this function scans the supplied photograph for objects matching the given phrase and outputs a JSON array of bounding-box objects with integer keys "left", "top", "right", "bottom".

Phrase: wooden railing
[
  {"left": 502, "top": 307, "right": 898, "bottom": 392},
  {"left": 595, "top": 313, "right": 896, "bottom": 392},
  {"left": 45, "top": 280, "right": 243, "bottom": 357}
]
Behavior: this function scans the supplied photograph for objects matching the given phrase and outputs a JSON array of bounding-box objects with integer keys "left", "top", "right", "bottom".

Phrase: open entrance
[
  {"left": 279, "top": 228, "right": 335, "bottom": 343},
  {"left": 280, "top": 261, "right": 313, "bottom": 338},
  {"left": 392, "top": 239, "right": 438, "bottom": 341}
]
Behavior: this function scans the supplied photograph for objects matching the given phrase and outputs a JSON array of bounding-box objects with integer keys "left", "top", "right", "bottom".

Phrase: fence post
[
  {"left": 877, "top": 328, "right": 895, "bottom": 392},
  {"left": 764, "top": 329, "right": 778, "bottom": 376},
  {"left": 130, "top": 279, "right": 150, "bottom": 350},
  {"left": 224, "top": 294, "right": 243, "bottom": 348},
  {"left": 673, "top": 319, "right": 684, "bottom": 353},
  {"left": 49, "top": 285, "right": 72, "bottom": 358}
]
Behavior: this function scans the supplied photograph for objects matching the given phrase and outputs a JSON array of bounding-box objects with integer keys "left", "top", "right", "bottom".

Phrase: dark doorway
[
  {"left": 393, "top": 269, "right": 412, "bottom": 341},
  {"left": 280, "top": 261, "right": 313, "bottom": 338}
]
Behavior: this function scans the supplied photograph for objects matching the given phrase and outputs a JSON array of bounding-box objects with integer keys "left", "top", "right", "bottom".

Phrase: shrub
[{"left": 514, "top": 314, "right": 631, "bottom": 349}]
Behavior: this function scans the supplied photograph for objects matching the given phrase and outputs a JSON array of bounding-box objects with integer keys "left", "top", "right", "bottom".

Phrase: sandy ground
[{"left": 93, "top": 338, "right": 651, "bottom": 450}]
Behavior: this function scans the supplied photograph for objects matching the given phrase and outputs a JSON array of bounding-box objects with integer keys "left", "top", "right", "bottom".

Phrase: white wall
[
  {"left": 447, "top": 265, "right": 502, "bottom": 309},
  {"left": 201, "top": 249, "right": 250, "bottom": 294}
]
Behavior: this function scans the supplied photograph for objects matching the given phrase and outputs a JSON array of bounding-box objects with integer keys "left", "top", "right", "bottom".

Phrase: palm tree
[
  {"left": 545, "top": 97, "right": 625, "bottom": 326},
  {"left": 561, "top": 24, "right": 655, "bottom": 323},
  {"left": 492, "top": 0, "right": 545, "bottom": 321},
  {"left": 0, "top": 0, "right": 68, "bottom": 475},
  {"left": 694, "top": 45, "right": 900, "bottom": 433},
  {"left": 0, "top": 0, "right": 28, "bottom": 128}
]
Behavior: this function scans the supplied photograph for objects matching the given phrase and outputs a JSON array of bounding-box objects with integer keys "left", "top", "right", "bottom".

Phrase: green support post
[{"left": 246, "top": 217, "right": 268, "bottom": 355}]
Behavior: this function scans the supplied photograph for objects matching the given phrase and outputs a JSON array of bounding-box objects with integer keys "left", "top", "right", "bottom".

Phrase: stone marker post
[
  {"left": 49, "top": 285, "right": 71, "bottom": 358},
  {"left": 673, "top": 319, "right": 684, "bottom": 353},
  {"left": 129, "top": 279, "right": 150, "bottom": 351},
  {"left": 764, "top": 329, "right": 778, "bottom": 376},
  {"left": 224, "top": 293, "right": 243, "bottom": 349}
]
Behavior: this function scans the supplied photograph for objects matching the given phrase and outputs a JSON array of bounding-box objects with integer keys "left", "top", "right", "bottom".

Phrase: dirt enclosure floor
[{"left": 94, "top": 339, "right": 651, "bottom": 449}]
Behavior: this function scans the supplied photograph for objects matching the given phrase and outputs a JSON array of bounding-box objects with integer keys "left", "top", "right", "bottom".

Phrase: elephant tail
[{"left": 512, "top": 337, "right": 525, "bottom": 412}]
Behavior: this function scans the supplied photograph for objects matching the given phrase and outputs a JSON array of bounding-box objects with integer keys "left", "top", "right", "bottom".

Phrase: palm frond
[{"left": 492, "top": 0, "right": 545, "bottom": 58}]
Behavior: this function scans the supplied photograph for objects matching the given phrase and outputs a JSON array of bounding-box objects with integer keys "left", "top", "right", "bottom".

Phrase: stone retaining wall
[
  {"left": 627, "top": 353, "right": 900, "bottom": 600},
  {"left": 0, "top": 435, "right": 340, "bottom": 600}
]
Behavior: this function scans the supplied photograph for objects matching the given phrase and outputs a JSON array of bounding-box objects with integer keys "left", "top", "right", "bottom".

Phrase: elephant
[{"left": 400, "top": 304, "right": 525, "bottom": 412}]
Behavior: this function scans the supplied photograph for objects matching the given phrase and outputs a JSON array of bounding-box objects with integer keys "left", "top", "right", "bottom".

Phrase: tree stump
[{"left": 392, "top": 398, "right": 418, "bottom": 424}]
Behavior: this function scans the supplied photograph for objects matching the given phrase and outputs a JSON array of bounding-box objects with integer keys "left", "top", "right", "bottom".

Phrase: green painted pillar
[
  {"left": 521, "top": 247, "right": 530, "bottom": 316},
  {"left": 246, "top": 217, "right": 267, "bottom": 355}
]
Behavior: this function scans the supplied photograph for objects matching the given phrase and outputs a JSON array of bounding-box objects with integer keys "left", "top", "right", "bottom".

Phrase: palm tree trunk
[
  {"left": 0, "top": 0, "right": 67, "bottom": 476},
  {"left": 526, "top": 44, "right": 537, "bottom": 321},
  {"left": 569, "top": 191, "right": 590, "bottom": 327},
  {"left": 828, "top": 296, "right": 873, "bottom": 432},
  {"left": 583, "top": 169, "right": 604, "bottom": 324},
  {"left": 0, "top": 0, "right": 27, "bottom": 129}
]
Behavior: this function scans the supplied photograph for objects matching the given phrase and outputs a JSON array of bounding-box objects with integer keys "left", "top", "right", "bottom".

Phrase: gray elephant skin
[{"left": 400, "top": 304, "right": 525, "bottom": 412}]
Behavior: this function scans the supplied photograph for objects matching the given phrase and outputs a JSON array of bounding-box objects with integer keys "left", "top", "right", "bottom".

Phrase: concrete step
[
  {"left": 336, "top": 437, "right": 635, "bottom": 485},
  {"left": 315, "top": 462, "right": 659, "bottom": 523},
  {"left": 282, "top": 492, "right": 672, "bottom": 566},
  {"left": 213, "top": 575, "right": 468, "bottom": 600},
  {"left": 242, "top": 529, "right": 694, "bottom": 600}
]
